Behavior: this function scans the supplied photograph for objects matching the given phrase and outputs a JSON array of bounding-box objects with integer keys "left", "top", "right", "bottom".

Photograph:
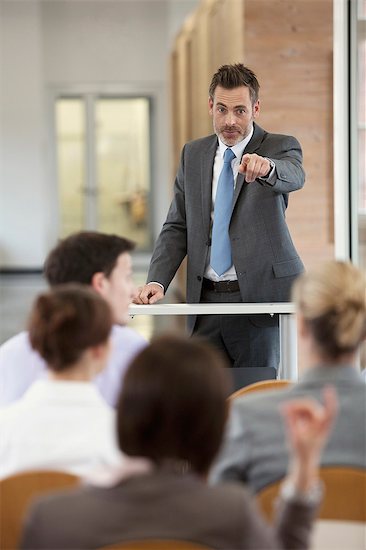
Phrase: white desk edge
[{"left": 129, "top": 303, "right": 298, "bottom": 380}]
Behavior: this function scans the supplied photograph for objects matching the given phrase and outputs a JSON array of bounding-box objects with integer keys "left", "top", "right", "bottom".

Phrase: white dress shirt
[
  {"left": 0, "top": 379, "right": 123, "bottom": 480},
  {"left": 0, "top": 325, "right": 146, "bottom": 408},
  {"left": 150, "top": 126, "right": 276, "bottom": 290},
  {"left": 205, "top": 126, "right": 276, "bottom": 281}
]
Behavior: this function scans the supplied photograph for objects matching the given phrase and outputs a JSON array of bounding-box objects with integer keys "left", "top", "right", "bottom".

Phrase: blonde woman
[{"left": 211, "top": 260, "right": 366, "bottom": 492}]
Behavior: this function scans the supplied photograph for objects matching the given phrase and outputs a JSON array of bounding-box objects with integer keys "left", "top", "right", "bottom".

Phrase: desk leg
[{"left": 279, "top": 314, "right": 298, "bottom": 381}]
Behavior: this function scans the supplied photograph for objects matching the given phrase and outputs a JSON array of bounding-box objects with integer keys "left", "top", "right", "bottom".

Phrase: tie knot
[{"left": 224, "top": 148, "right": 236, "bottom": 164}]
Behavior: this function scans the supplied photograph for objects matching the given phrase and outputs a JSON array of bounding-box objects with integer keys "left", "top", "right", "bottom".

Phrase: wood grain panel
[{"left": 244, "top": 0, "right": 334, "bottom": 269}]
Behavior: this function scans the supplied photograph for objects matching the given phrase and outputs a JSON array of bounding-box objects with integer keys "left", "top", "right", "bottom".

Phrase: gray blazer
[
  {"left": 21, "top": 470, "right": 317, "bottom": 550},
  {"left": 148, "top": 124, "right": 305, "bottom": 330},
  {"left": 210, "top": 366, "right": 366, "bottom": 493}
]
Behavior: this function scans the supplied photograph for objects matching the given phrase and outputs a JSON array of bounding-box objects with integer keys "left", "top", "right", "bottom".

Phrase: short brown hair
[
  {"left": 44, "top": 231, "right": 135, "bottom": 286},
  {"left": 292, "top": 261, "right": 366, "bottom": 360},
  {"left": 117, "top": 334, "right": 232, "bottom": 475},
  {"left": 209, "top": 64, "right": 260, "bottom": 104},
  {"left": 29, "top": 284, "right": 113, "bottom": 371}
]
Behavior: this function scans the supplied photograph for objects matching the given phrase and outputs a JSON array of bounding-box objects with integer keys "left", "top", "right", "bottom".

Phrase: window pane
[
  {"left": 95, "top": 98, "right": 151, "bottom": 250},
  {"left": 55, "top": 99, "right": 85, "bottom": 237},
  {"left": 357, "top": 38, "right": 366, "bottom": 272},
  {"left": 358, "top": 39, "right": 365, "bottom": 127}
]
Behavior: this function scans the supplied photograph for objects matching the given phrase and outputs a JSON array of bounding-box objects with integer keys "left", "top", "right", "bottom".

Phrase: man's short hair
[
  {"left": 209, "top": 64, "right": 260, "bottom": 105},
  {"left": 117, "top": 334, "right": 231, "bottom": 476},
  {"left": 44, "top": 231, "right": 135, "bottom": 286}
]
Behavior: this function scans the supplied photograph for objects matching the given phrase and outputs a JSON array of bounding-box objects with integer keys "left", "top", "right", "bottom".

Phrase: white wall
[
  {"left": 0, "top": 1, "right": 46, "bottom": 268},
  {"left": 0, "top": 0, "right": 198, "bottom": 269}
]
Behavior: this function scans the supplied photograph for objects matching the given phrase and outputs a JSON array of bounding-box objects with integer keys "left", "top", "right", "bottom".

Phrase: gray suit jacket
[
  {"left": 210, "top": 366, "right": 366, "bottom": 493},
  {"left": 148, "top": 124, "right": 304, "bottom": 326},
  {"left": 21, "top": 470, "right": 317, "bottom": 550}
]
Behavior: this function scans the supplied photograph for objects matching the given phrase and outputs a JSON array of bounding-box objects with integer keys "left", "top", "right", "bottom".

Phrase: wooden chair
[
  {"left": 257, "top": 466, "right": 366, "bottom": 523},
  {"left": 229, "top": 379, "right": 291, "bottom": 400},
  {"left": 98, "top": 541, "right": 214, "bottom": 550},
  {"left": 0, "top": 470, "right": 79, "bottom": 550}
]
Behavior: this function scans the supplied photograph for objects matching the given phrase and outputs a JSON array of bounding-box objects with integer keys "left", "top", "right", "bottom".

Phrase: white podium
[{"left": 129, "top": 303, "right": 298, "bottom": 381}]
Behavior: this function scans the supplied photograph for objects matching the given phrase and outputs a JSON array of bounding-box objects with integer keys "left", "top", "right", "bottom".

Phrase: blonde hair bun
[{"left": 292, "top": 261, "right": 366, "bottom": 357}]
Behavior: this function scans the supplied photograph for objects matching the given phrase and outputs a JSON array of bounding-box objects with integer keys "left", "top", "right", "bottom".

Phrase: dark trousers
[{"left": 193, "top": 288, "right": 279, "bottom": 369}]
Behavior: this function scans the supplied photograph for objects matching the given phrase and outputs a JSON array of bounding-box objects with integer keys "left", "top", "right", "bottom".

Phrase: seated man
[
  {"left": 0, "top": 232, "right": 146, "bottom": 407},
  {"left": 210, "top": 260, "right": 366, "bottom": 492}
]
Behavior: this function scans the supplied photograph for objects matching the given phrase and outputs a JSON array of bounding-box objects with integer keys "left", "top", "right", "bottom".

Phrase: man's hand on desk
[{"left": 133, "top": 283, "right": 165, "bottom": 305}]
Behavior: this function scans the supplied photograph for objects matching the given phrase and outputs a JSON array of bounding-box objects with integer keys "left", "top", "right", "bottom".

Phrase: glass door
[
  {"left": 55, "top": 98, "right": 86, "bottom": 236},
  {"left": 55, "top": 94, "right": 152, "bottom": 250}
]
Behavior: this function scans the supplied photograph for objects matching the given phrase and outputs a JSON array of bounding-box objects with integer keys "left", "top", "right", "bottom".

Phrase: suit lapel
[
  {"left": 201, "top": 136, "right": 218, "bottom": 235},
  {"left": 243, "top": 123, "right": 265, "bottom": 155},
  {"left": 232, "top": 123, "right": 265, "bottom": 212}
]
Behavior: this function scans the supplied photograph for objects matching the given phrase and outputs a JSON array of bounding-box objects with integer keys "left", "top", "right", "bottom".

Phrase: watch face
[{"left": 280, "top": 480, "right": 324, "bottom": 506}]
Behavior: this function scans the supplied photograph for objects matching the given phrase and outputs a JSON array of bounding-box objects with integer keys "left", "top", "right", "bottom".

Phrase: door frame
[{"left": 46, "top": 82, "right": 168, "bottom": 260}]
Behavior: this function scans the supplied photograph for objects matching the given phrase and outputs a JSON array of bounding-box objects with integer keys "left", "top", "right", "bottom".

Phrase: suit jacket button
[{"left": 197, "top": 276, "right": 202, "bottom": 281}]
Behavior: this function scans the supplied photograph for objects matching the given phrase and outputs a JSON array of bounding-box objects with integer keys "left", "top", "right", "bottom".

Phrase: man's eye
[
  {"left": 218, "top": 107, "right": 226, "bottom": 113},
  {"left": 237, "top": 109, "right": 245, "bottom": 115}
]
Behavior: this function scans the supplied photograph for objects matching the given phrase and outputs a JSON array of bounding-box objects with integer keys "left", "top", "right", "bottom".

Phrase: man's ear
[
  {"left": 90, "top": 340, "right": 110, "bottom": 360},
  {"left": 253, "top": 99, "right": 260, "bottom": 118},
  {"left": 91, "top": 272, "right": 106, "bottom": 294},
  {"left": 208, "top": 96, "right": 214, "bottom": 115}
]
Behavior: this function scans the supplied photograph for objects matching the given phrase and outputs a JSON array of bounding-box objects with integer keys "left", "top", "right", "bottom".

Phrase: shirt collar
[
  {"left": 298, "top": 365, "right": 364, "bottom": 385},
  {"left": 218, "top": 124, "right": 254, "bottom": 160}
]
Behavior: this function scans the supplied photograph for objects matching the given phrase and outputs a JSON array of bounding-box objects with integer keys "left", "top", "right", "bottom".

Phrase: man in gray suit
[{"left": 136, "top": 64, "right": 305, "bottom": 369}]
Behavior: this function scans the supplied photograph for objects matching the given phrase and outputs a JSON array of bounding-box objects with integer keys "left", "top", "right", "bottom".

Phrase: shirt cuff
[{"left": 148, "top": 281, "right": 165, "bottom": 292}]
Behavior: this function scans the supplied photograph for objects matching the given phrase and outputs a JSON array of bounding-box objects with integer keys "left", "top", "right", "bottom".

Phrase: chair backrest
[
  {"left": 229, "top": 379, "right": 291, "bottom": 400},
  {"left": 0, "top": 470, "right": 79, "bottom": 550},
  {"left": 98, "top": 541, "right": 213, "bottom": 550},
  {"left": 256, "top": 466, "right": 366, "bottom": 523}
]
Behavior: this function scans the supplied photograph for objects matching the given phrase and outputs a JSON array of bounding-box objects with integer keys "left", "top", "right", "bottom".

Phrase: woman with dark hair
[
  {"left": 21, "top": 334, "right": 337, "bottom": 550},
  {"left": 0, "top": 285, "right": 122, "bottom": 479}
]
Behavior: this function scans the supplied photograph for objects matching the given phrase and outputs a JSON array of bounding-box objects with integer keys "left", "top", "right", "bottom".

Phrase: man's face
[
  {"left": 208, "top": 85, "right": 260, "bottom": 147},
  {"left": 98, "top": 253, "right": 136, "bottom": 325}
]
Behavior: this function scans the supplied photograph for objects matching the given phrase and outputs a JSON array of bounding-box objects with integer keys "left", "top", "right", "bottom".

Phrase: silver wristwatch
[{"left": 280, "top": 479, "right": 324, "bottom": 506}]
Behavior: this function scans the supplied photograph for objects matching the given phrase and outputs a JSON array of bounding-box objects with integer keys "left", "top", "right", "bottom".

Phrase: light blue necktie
[{"left": 210, "top": 148, "right": 236, "bottom": 276}]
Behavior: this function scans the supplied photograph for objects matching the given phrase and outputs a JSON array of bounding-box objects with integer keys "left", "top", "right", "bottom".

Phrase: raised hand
[{"left": 280, "top": 386, "right": 338, "bottom": 493}]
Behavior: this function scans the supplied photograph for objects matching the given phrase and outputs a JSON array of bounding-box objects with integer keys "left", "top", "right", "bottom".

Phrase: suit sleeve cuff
[{"left": 258, "top": 158, "right": 276, "bottom": 185}]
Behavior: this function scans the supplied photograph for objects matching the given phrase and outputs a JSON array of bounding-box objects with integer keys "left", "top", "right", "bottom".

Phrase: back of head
[
  {"left": 29, "top": 284, "right": 113, "bottom": 371},
  {"left": 117, "top": 334, "right": 231, "bottom": 476},
  {"left": 44, "top": 231, "right": 135, "bottom": 286},
  {"left": 292, "top": 261, "right": 366, "bottom": 360},
  {"left": 209, "top": 63, "right": 260, "bottom": 104}
]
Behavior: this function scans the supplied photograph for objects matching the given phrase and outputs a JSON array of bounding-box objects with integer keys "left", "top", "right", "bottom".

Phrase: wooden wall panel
[
  {"left": 171, "top": 0, "right": 245, "bottom": 163},
  {"left": 243, "top": 0, "right": 334, "bottom": 269},
  {"left": 208, "top": 0, "right": 244, "bottom": 71},
  {"left": 190, "top": 2, "right": 213, "bottom": 138}
]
